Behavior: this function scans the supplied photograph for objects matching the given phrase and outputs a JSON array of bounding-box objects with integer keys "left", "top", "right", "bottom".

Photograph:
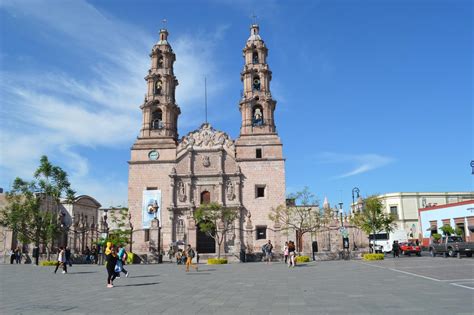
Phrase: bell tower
[
  {"left": 236, "top": 24, "right": 283, "bottom": 161},
  {"left": 239, "top": 24, "right": 276, "bottom": 135},
  {"left": 140, "top": 28, "right": 180, "bottom": 140},
  {"left": 131, "top": 28, "right": 180, "bottom": 161}
]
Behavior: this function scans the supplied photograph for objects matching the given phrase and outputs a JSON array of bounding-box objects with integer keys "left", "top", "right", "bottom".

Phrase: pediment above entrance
[{"left": 177, "top": 123, "right": 235, "bottom": 158}]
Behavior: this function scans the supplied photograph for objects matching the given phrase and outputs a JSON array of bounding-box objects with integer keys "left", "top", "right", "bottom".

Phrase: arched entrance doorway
[{"left": 196, "top": 191, "right": 216, "bottom": 253}]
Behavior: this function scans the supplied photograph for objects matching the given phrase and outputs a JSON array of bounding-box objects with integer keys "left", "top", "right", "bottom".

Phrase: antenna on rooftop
[{"left": 204, "top": 77, "right": 208, "bottom": 124}]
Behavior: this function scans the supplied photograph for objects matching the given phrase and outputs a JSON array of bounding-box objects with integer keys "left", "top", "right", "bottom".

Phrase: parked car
[
  {"left": 399, "top": 242, "right": 421, "bottom": 256},
  {"left": 429, "top": 236, "right": 474, "bottom": 258},
  {"left": 369, "top": 230, "right": 408, "bottom": 253}
]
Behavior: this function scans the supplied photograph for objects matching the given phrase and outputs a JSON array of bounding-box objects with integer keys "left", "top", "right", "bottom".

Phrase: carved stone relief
[
  {"left": 202, "top": 155, "right": 211, "bottom": 168},
  {"left": 177, "top": 123, "right": 235, "bottom": 155}
]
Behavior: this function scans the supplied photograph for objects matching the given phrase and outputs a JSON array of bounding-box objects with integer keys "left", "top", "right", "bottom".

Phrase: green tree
[
  {"left": 194, "top": 202, "right": 238, "bottom": 258},
  {"left": 268, "top": 187, "right": 321, "bottom": 252},
  {"left": 103, "top": 207, "right": 132, "bottom": 248},
  {"left": 0, "top": 156, "right": 75, "bottom": 264},
  {"left": 440, "top": 225, "right": 454, "bottom": 236},
  {"left": 351, "top": 196, "right": 396, "bottom": 253}
]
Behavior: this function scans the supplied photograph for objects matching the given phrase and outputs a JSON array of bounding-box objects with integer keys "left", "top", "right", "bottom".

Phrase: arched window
[
  {"left": 154, "top": 78, "right": 162, "bottom": 95},
  {"left": 252, "top": 75, "right": 261, "bottom": 91},
  {"left": 200, "top": 191, "right": 211, "bottom": 204},
  {"left": 158, "top": 56, "right": 164, "bottom": 68},
  {"left": 252, "top": 105, "right": 264, "bottom": 126},
  {"left": 252, "top": 51, "right": 259, "bottom": 64},
  {"left": 152, "top": 109, "right": 163, "bottom": 129}
]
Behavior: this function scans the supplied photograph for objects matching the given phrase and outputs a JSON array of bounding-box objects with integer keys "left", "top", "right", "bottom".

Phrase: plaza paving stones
[{"left": 0, "top": 255, "right": 473, "bottom": 314}]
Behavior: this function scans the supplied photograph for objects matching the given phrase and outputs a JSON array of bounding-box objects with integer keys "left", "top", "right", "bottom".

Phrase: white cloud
[
  {"left": 0, "top": 0, "right": 231, "bottom": 206},
  {"left": 317, "top": 152, "right": 394, "bottom": 179}
]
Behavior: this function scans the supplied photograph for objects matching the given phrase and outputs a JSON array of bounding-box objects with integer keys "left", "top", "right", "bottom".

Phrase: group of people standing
[
  {"left": 262, "top": 240, "right": 297, "bottom": 267},
  {"left": 9, "top": 246, "right": 23, "bottom": 264},
  {"left": 174, "top": 245, "right": 199, "bottom": 272}
]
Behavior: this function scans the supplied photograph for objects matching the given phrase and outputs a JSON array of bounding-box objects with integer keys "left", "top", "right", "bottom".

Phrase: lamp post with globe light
[{"left": 352, "top": 187, "right": 360, "bottom": 214}]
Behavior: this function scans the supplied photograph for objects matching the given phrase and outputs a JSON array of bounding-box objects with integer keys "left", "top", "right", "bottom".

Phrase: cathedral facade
[{"left": 128, "top": 24, "right": 285, "bottom": 258}]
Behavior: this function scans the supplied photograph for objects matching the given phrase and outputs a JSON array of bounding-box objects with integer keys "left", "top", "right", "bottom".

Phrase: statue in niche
[
  {"left": 202, "top": 155, "right": 211, "bottom": 168},
  {"left": 155, "top": 79, "right": 162, "bottom": 95},
  {"left": 226, "top": 180, "right": 235, "bottom": 201},
  {"left": 253, "top": 77, "right": 261, "bottom": 91},
  {"left": 177, "top": 180, "right": 186, "bottom": 202},
  {"left": 158, "top": 56, "right": 164, "bottom": 68},
  {"left": 252, "top": 51, "right": 259, "bottom": 64},
  {"left": 253, "top": 107, "right": 263, "bottom": 126}
]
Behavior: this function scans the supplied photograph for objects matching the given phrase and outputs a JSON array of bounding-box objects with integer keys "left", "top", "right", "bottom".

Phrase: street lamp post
[
  {"left": 128, "top": 212, "right": 133, "bottom": 253},
  {"left": 352, "top": 187, "right": 360, "bottom": 214},
  {"left": 101, "top": 209, "right": 109, "bottom": 265}
]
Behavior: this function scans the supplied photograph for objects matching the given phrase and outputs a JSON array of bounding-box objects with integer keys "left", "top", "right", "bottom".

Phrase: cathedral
[{"left": 128, "top": 24, "right": 285, "bottom": 259}]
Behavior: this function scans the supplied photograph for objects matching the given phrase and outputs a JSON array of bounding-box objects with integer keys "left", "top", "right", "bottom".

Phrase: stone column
[
  {"left": 187, "top": 215, "right": 197, "bottom": 248},
  {"left": 149, "top": 218, "right": 161, "bottom": 262},
  {"left": 235, "top": 207, "right": 242, "bottom": 252},
  {"left": 245, "top": 215, "right": 254, "bottom": 253},
  {"left": 273, "top": 223, "right": 281, "bottom": 254}
]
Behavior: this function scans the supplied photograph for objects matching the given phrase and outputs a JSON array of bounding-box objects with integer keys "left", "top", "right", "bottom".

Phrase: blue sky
[{"left": 0, "top": 0, "right": 472, "bottom": 210}]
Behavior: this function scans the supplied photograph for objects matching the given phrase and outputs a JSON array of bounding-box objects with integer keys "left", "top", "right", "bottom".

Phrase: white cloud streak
[
  {"left": 0, "top": 0, "right": 231, "bottom": 206},
  {"left": 317, "top": 152, "right": 394, "bottom": 179}
]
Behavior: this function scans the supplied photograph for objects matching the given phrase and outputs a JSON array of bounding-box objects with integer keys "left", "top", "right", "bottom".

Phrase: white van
[{"left": 369, "top": 230, "right": 408, "bottom": 253}]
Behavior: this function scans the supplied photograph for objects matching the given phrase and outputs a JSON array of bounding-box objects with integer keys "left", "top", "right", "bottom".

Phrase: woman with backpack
[
  {"left": 184, "top": 244, "right": 198, "bottom": 272},
  {"left": 116, "top": 245, "right": 129, "bottom": 278}
]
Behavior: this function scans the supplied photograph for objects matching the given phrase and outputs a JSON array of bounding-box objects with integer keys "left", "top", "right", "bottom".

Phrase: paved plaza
[{"left": 0, "top": 255, "right": 473, "bottom": 314}]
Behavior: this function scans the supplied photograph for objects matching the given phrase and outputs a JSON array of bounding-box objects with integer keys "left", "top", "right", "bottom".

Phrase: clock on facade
[{"left": 148, "top": 150, "right": 159, "bottom": 160}]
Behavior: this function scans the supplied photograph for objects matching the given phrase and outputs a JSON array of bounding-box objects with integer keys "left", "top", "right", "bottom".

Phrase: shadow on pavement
[
  {"left": 131, "top": 274, "right": 160, "bottom": 278},
  {"left": 67, "top": 271, "right": 98, "bottom": 275},
  {"left": 119, "top": 282, "right": 160, "bottom": 287},
  {"left": 185, "top": 272, "right": 211, "bottom": 275}
]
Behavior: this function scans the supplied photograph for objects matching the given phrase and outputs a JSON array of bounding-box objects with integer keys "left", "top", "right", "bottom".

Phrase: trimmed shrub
[
  {"left": 207, "top": 258, "right": 228, "bottom": 264},
  {"left": 126, "top": 252, "right": 134, "bottom": 265},
  {"left": 362, "top": 253, "right": 385, "bottom": 261},
  {"left": 40, "top": 260, "right": 58, "bottom": 266},
  {"left": 295, "top": 255, "right": 310, "bottom": 263}
]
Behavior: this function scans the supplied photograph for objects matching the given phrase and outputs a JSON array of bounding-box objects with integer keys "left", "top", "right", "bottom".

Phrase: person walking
[
  {"left": 14, "top": 246, "right": 22, "bottom": 264},
  {"left": 91, "top": 246, "right": 98, "bottom": 264},
  {"left": 116, "top": 245, "right": 129, "bottom": 278},
  {"left": 392, "top": 240, "right": 400, "bottom": 258},
  {"left": 65, "top": 246, "right": 72, "bottom": 267},
  {"left": 105, "top": 243, "right": 118, "bottom": 288},
  {"left": 84, "top": 246, "right": 91, "bottom": 264},
  {"left": 168, "top": 246, "right": 174, "bottom": 262},
  {"left": 283, "top": 242, "right": 289, "bottom": 264},
  {"left": 184, "top": 244, "right": 198, "bottom": 272},
  {"left": 263, "top": 240, "right": 273, "bottom": 264},
  {"left": 9, "top": 248, "right": 15, "bottom": 264},
  {"left": 288, "top": 240, "right": 296, "bottom": 268},
  {"left": 54, "top": 247, "right": 67, "bottom": 274}
]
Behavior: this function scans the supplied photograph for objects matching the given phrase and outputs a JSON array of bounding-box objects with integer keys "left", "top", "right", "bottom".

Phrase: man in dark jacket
[
  {"left": 392, "top": 241, "right": 400, "bottom": 258},
  {"left": 65, "top": 247, "right": 72, "bottom": 266}
]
